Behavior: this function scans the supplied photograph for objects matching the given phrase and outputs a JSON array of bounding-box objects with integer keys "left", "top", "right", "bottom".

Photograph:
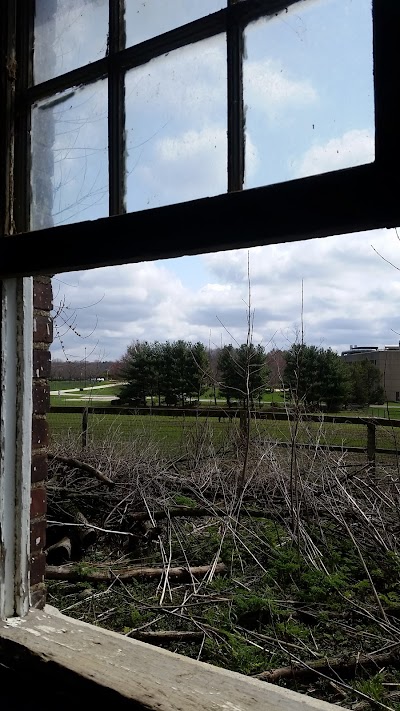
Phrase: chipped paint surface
[
  {"left": 4, "top": 615, "right": 26, "bottom": 627},
  {"left": 0, "top": 607, "right": 338, "bottom": 710},
  {"left": 0, "top": 278, "right": 32, "bottom": 618}
]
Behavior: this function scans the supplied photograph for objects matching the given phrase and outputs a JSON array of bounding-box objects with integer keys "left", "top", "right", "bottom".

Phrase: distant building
[{"left": 341, "top": 344, "right": 400, "bottom": 402}]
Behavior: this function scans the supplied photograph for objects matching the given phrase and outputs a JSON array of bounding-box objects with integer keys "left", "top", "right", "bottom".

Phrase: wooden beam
[
  {"left": 1, "top": 163, "right": 399, "bottom": 278},
  {"left": 0, "top": 607, "right": 339, "bottom": 710}
]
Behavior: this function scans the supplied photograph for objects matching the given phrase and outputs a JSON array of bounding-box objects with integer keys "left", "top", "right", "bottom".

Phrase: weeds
[{"left": 46, "top": 411, "right": 400, "bottom": 709}]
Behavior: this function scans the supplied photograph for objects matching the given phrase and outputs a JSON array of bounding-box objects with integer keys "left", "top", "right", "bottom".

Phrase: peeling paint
[
  {"left": 5, "top": 616, "right": 25, "bottom": 627},
  {"left": 37, "top": 624, "right": 67, "bottom": 634}
]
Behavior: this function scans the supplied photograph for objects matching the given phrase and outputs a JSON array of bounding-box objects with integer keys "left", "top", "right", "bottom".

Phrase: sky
[{"left": 32, "top": 0, "right": 400, "bottom": 364}]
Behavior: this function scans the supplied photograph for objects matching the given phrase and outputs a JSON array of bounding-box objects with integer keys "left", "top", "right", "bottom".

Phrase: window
[
  {"left": 2, "top": 0, "right": 398, "bottom": 277},
  {"left": 1, "top": 0, "right": 400, "bottom": 621}
]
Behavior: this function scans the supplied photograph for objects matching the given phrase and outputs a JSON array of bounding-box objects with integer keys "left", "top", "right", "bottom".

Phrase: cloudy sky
[{"left": 33, "top": 0, "right": 398, "bottom": 363}]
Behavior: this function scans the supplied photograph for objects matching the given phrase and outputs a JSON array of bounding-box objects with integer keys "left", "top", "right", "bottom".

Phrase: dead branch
[
  {"left": 256, "top": 650, "right": 400, "bottom": 684},
  {"left": 48, "top": 452, "right": 114, "bottom": 487},
  {"left": 129, "top": 506, "right": 266, "bottom": 523},
  {"left": 46, "top": 562, "right": 226, "bottom": 583},
  {"left": 127, "top": 630, "right": 204, "bottom": 642},
  {"left": 45, "top": 536, "right": 72, "bottom": 566},
  {"left": 64, "top": 505, "right": 97, "bottom": 548}
]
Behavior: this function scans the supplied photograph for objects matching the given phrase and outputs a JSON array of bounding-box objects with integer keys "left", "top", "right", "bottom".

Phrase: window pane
[
  {"left": 244, "top": 0, "right": 374, "bottom": 188},
  {"left": 125, "top": 0, "right": 226, "bottom": 48},
  {"left": 31, "top": 79, "right": 108, "bottom": 230},
  {"left": 34, "top": 0, "right": 108, "bottom": 84},
  {"left": 125, "top": 35, "right": 227, "bottom": 213}
]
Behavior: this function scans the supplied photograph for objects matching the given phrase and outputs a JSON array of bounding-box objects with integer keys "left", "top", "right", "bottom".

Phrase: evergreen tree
[
  {"left": 346, "top": 359, "right": 385, "bottom": 406},
  {"left": 284, "top": 343, "right": 348, "bottom": 410},
  {"left": 218, "top": 343, "right": 269, "bottom": 406},
  {"left": 119, "top": 341, "right": 158, "bottom": 406}
]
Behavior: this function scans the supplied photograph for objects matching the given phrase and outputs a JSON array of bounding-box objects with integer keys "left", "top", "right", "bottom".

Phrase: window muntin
[{"left": 28, "top": 0, "right": 375, "bottom": 232}]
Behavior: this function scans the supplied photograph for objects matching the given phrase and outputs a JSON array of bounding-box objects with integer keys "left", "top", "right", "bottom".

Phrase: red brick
[
  {"left": 33, "top": 280, "right": 53, "bottom": 311},
  {"left": 32, "top": 416, "right": 49, "bottom": 449},
  {"left": 30, "top": 519, "right": 46, "bottom": 553},
  {"left": 31, "top": 486, "right": 47, "bottom": 518},
  {"left": 31, "top": 452, "right": 48, "bottom": 484},
  {"left": 33, "top": 314, "right": 53, "bottom": 344},
  {"left": 33, "top": 348, "right": 51, "bottom": 379},
  {"left": 33, "top": 382, "right": 50, "bottom": 414},
  {"left": 30, "top": 552, "right": 46, "bottom": 586}
]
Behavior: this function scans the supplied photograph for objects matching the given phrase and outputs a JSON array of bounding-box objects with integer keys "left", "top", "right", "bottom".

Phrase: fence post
[
  {"left": 81, "top": 407, "right": 88, "bottom": 449},
  {"left": 367, "top": 422, "right": 376, "bottom": 474}
]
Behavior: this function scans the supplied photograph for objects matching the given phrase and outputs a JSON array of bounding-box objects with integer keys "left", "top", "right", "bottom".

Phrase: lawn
[
  {"left": 50, "top": 380, "right": 123, "bottom": 407},
  {"left": 47, "top": 409, "right": 400, "bottom": 460}
]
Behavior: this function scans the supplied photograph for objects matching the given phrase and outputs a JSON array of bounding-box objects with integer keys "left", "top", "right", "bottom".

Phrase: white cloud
[
  {"left": 132, "top": 125, "right": 227, "bottom": 206},
  {"left": 53, "top": 226, "right": 400, "bottom": 362},
  {"left": 244, "top": 58, "right": 317, "bottom": 119},
  {"left": 294, "top": 128, "right": 374, "bottom": 178}
]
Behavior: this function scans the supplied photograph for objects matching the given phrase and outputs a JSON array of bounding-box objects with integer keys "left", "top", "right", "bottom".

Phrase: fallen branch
[
  {"left": 65, "top": 505, "right": 97, "bottom": 549},
  {"left": 127, "top": 630, "right": 204, "bottom": 643},
  {"left": 45, "top": 536, "right": 72, "bottom": 566},
  {"left": 46, "top": 562, "right": 226, "bottom": 583},
  {"left": 256, "top": 650, "right": 400, "bottom": 684},
  {"left": 129, "top": 506, "right": 266, "bottom": 523},
  {"left": 48, "top": 453, "right": 114, "bottom": 487}
]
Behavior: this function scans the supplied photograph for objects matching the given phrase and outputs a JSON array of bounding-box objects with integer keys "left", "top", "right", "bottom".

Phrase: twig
[
  {"left": 46, "top": 562, "right": 227, "bottom": 583},
  {"left": 48, "top": 452, "right": 114, "bottom": 487}
]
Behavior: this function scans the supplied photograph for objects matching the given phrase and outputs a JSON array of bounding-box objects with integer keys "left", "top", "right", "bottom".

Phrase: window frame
[
  {"left": 1, "top": 0, "right": 398, "bottom": 279},
  {"left": 0, "top": 0, "right": 399, "bottom": 619}
]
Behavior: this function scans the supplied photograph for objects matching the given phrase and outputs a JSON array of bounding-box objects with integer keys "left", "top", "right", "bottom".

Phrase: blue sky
[{"left": 33, "top": 0, "right": 399, "bottom": 364}]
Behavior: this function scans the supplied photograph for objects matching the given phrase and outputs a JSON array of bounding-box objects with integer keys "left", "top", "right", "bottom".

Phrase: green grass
[
  {"left": 48, "top": 409, "right": 400, "bottom": 457},
  {"left": 50, "top": 381, "right": 123, "bottom": 408},
  {"left": 48, "top": 411, "right": 236, "bottom": 454}
]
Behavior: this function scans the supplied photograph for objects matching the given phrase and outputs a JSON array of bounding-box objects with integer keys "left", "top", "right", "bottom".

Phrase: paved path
[{"left": 50, "top": 382, "right": 125, "bottom": 396}]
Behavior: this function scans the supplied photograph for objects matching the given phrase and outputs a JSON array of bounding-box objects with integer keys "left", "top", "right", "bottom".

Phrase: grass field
[
  {"left": 47, "top": 409, "right": 400, "bottom": 459},
  {"left": 50, "top": 380, "right": 123, "bottom": 407}
]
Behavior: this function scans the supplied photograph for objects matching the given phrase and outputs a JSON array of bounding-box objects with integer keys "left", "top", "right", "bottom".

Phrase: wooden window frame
[
  {"left": 0, "top": 0, "right": 398, "bottom": 278},
  {"left": 0, "top": 0, "right": 399, "bottom": 619}
]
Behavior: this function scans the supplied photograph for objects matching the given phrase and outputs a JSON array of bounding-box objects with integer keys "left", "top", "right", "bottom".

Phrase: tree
[
  {"left": 218, "top": 343, "right": 270, "bottom": 407},
  {"left": 346, "top": 359, "right": 385, "bottom": 406},
  {"left": 119, "top": 340, "right": 210, "bottom": 406},
  {"left": 119, "top": 341, "right": 159, "bottom": 406},
  {"left": 284, "top": 343, "right": 348, "bottom": 410}
]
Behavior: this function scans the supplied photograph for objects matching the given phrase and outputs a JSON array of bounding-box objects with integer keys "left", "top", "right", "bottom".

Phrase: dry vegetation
[{"left": 46, "top": 416, "right": 400, "bottom": 710}]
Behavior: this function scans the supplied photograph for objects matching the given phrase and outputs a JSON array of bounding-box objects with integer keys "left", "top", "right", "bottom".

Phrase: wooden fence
[{"left": 49, "top": 406, "right": 400, "bottom": 471}]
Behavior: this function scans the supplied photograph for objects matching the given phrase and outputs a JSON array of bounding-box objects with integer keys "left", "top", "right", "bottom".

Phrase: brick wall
[{"left": 30, "top": 276, "right": 53, "bottom": 608}]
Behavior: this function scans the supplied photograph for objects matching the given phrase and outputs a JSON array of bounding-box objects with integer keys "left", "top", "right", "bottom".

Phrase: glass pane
[
  {"left": 244, "top": 0, "right": 374, "bottom": 188},
  {"left": 125, "top": 35, "right": 227, "bottom": 212},
  {"left": 126, "top": 0, "right": 226, "bottom": 48},
  {"left": 31, "top": 79, "right": 108, "bottom": 230},
  {"left": 34, "top": 0, "right": 108, "bottom": 84}
]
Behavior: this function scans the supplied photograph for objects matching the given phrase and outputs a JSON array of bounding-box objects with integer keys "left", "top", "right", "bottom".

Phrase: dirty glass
[
  {"left": 243, "top": 0, "right": 374, "bottom": 189},
  {"left": 125, "top": 35, "right": 227, "bottom": 212},
  {"left": 31, "top": 79, "right": 109, "bottom": 230},
  {"left": 34, "top": 0, "right": 109, "bottom": 84},
  {"left": 125, "top": 0, "right": 226, "bottom": 48}
]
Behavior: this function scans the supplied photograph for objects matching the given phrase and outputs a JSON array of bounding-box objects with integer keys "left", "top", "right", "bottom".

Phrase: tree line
[
  {"left": 115, "top": 340, "right": 385, "bottom": 410},
  {"left": 284, "top": 344, "right": 385, "bottom": 409}
]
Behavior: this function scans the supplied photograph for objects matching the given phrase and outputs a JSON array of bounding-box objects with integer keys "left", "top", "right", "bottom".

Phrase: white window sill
[{"left": 0, "top": 606, "right": 336, "bottom": 710}]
